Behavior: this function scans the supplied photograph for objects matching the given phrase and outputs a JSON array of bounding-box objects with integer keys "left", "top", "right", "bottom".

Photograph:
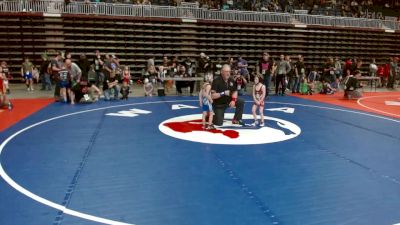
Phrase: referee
[{"left": 211, "top": 64, "right": 245, "bottom": 126}]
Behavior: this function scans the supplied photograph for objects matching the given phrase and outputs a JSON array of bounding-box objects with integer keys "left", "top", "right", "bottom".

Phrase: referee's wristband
[{"left": 220, "top": 91, "right": 225, "bottom": 96}]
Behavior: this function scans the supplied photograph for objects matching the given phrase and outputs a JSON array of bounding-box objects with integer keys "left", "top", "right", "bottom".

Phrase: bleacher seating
[{"left": 0, "top": 12, "right": 399, "bottom": 80}]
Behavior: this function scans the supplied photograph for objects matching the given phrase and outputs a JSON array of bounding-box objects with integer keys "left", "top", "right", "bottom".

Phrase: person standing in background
[
  {"left": 293, "top": 55, "right": 305, "bottom": 93},
  {"left": 93, "top": 50, "right": 104, "bottom": 87},
  {"left": 21, "top": 57, "right": 35, "bottom": 91},
  {"left": 78, "top": 54, "right": 91, "bottom": 81},
  {"left": 275, "top": 54, "right": 291, "bottom": 96},
  {"left": 39, "top": 55, "right": 51, "bottom": 91},
  {"left": 388, "top": 57, "right": 398, "bottom": 89}
]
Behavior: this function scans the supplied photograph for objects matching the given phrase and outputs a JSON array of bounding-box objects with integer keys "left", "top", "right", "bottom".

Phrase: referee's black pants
[{"left": 212, "top": 98, "right": 244, "bottom": 126}]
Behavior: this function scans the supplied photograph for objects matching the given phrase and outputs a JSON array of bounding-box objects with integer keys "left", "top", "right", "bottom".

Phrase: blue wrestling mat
[{"left": 0, "top": 96, "right": 399, "bottom": 225}]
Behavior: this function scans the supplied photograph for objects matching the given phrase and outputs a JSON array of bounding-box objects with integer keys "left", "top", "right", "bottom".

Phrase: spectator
[
  {"left": 275, "top": 54, "right": 291, "bottom": 96},
  {"left": 144, "top": 78, "right": 153, "bottom": 96},
  {"left": 65, "top": 58, "right": 82, "bottom": 84},
  {"left": 39, "top": 55, "right": 52, "bottom": 91},
  {"left": 51, "top": 52, "right": 64, "bottom": 101},
  {"left": 256, "top": 52, "right": 275, "bottom": 97},
  {"left": 377, "top": 63, "right": 386, "bottom": 87},
  {"left": 120, "top": 66, "right": 131, "bottom": 100},
  {"left": 21, "top": 57, "right": 35, "bottom": 91},
  {"left": 73, "top": 79, "right": 102, "bottom": 103},
  {"left": 198, "top": 52, "right": 211, "bottom": 76},
  {"left": 214, "top": 57, "right": 224, "bottom": 78},
  {"left": 78, "top": 54, "right": 91, "bottom": 81},
  {"left": 32, "top": 67, "right": 40, "bottom": 84},
  {"left": 93, "top": 50, "right": 104, "bottom": 87},
  {"left": 293, "top": 55, "right": 305, "bottom": 93},
  {"left": 388, "top": 57, "right": 398, "bottom": 89},
  {"left": 1, "top": 61, "right": 11, "bottom": 94},
  {"left": 103, "top": 69, "right": 120, "bottom": 100},
  {"left": 233, "top": 69, "right": 247, "bottom": 96},
  {"left": 0, "top": 66, "right": 12, "bottom": 109},
  {"left": 343, "top": 58, "right": 353, "bottom": 78},
  {"left": 171, "top": 56, "right": 179, "bottom": 73},
  {"left": 144, "top": 65, "right": 158, "bottom": 86},
  {"left": 369, "top": 58, "right": 378, "bottom": 77},
  {"left": 147, "top": 56, "right": 155, "bottom": 69},
  {"left": 344, "top": 70, "right": 363, "bottom": 99},
  {"left": 334, "top": 57, "right": 343, "bottom": 86},
  {"left": 211, "top": 64, "right": 245, "bottom": 126},
  {"left": 162, "top": 56, "right": 171, "bottom": 74},
  {"left": 103, "top": 53, "right": 113, "bottom": 79},
  {"left": 320, "top": 78, "right": 335, "bottom": 94},
  {"left": 65, "top": 52, "right": 73, "bottom": 61},
  {"left": 323, "top": 57, "right": 335, "bottom": 85},
  {"left": 237, "top": 56, "right": 250, "bottom": 83},
  {"left": 110, "top": 54, "right": 121, "bottom": 75},
  {"left": 352, "top": 57, "right": 362, "bottom": 74},
  {"left": 227, "top": 57, "right": 237, "bottom": 71},
  {"left": 175, "top": 65, "right": 195, "bottom": 96},
  {"left": 183, "top": 57, "right": 195, "bottom": 77}
]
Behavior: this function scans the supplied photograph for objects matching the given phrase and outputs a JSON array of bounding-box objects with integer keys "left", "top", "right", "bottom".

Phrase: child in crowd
[
  {"left": 252, "top": 75, "right": 266, "bottom": 127},
  {"left": 320, "top": 79, "right": 335, "bottom": 95},
  {"left": 300, "top": 77, "right": 311, "bottom": 95},
  {"left": 199, "top": 73, "right": 215, "bottom": 130},
  {"left": 111, "top": 55, "right": 121, "bottom": 75},
  {"left": 144, "top": 78, "right": 153, "bottom": 96},
  {"left": 21, "top": 58, "right": 34, "bottom": 91},
  {"left": 0, "top": 67, "right": 12, "bottom": 110},
  {"left": 58, "top": 65, "right": 74, "bottom": 104},
  {"left": 32, "top": 67, "right": 40, "bottom": 83},
  {"left": 233, "top": 69, "right": 247, "bottom": 96},
  {"left": 120, "top": 66, "right": 131, "bottom": 100}
]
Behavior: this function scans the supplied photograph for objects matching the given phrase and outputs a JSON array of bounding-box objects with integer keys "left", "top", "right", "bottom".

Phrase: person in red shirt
[{"left": 377, "top": 64, "right": 387, "bottom": 87}]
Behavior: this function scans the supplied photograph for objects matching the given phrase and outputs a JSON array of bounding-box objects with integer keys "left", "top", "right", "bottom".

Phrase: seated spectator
[
  {"left": 300, "top": 76, "right": 312, "bottom": 95},
  {"left": 175, "top": 65, "right": 195, "bottom": 96},
  {"left": 103, "top": 71, "right": 120, "bottom": 101},
  {"left": 344, "top": 70, "right": 363, "bottom": 99},
  {"left": 320, "top": 78, "right": 335, "bottom": 95},
  {"left": 73, "top": 79, "right": 102, "bottom": 103}
]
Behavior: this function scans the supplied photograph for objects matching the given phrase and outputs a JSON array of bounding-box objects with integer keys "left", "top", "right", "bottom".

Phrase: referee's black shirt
[{"left": 211, "top": 76, "right": 237, "bottom": 105}]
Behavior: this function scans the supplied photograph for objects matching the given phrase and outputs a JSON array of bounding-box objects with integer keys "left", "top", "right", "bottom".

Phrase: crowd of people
[
  {"left": 0, "top": 50, "right": 399, "bottom": 114},
  {"left": 70, "top": 0, "right": 400, "bottom": 19}
]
